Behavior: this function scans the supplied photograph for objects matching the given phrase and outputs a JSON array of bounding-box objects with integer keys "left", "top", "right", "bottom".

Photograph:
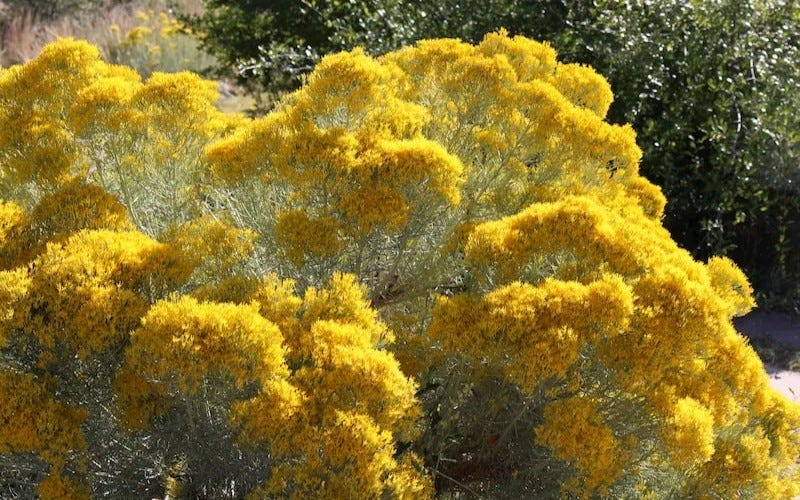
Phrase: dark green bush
[
  {"left": 181, "top": 0, "right": 416, "bottom": 98},
  {"left": 182, "top": 0, "right": 576, "bottom": 95}
]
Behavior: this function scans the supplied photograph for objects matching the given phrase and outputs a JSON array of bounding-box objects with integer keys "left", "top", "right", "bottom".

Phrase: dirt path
[
  {"left": 764, "top": 365, "right": 800, "bottom": 403},
  {"left": 735, "top": 312, "right": 800, "bottom": 403}
]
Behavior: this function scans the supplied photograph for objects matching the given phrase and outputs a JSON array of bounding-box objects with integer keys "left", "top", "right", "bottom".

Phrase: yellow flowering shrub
[
  {"left": 0, "top": 40, "right": 98, "bottom": 188},
  {"left": 0, "top": 200, "right": 27, "bottom": 268},
  {"left": 1, "top": 32, "right": 799, "bottom": 499},
  {"left": 204, "top": 30, "right": 796, "bottom": 497},
  {"left": 161, "top": 214, "right": 257, "bottom": 288},
  {"left": 0, "top": 369, "right": 87, "bottom": 468},
  {"left": 19, "top": 229, "right": 188, "bottom": 357},
  {"left": 109, "top": 272, "right": 425, "bottom": 497},
  {"left": 204, "top": 47, "right": 464, "bottom": 289},
  {"left": 429, "top": 274, "right": 633, "bottom": 393},
  {"left": 0, "top": 194, "right": 424, "bottom": 497},
  {"left": 108, "top": 6, "right": 215, "bottom": 77},
  {"left": 534, "top": 397, "right": 627, "bottom": 497},
  {"left": 0, "top": 37, "right": 234, "bottom": 235},
  {"left": 4, "top": 178, "right": 134, "bottom": 266},
  {"left": 0, "top": 60, "right": 425, "bottom": 494}
]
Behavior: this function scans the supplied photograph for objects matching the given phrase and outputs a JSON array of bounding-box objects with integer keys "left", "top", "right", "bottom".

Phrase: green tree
[{"left": 183, "top": 0, "right": 413, "bottom": 98}]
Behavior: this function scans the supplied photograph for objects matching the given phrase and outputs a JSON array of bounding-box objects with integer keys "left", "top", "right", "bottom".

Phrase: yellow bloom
[
  {"left": 18, "top": 229, "right": 190, "bottom": 357},
  {"left": 116, "top": 296, "right": 289, "bottom": 427},
  {"left": 162, "top": 214, "right": 257, "bottom": 284},
  {"left": 477, "top": 29, "right": 558, "bottom": 82},
  {"left": 124, "top": 26, "right": 152, "bottom": 45},
  {"left": 430, "top": 273, "right": 632, "bottom": 393},
  {"left": 706, "top": 255, "right": 756, "bottom": 317},
  {"left": 553, "top": 63, "right": 614, "bottom": 117},
  {"left": 535, "top": 397, "right": 626, "bottom": 496},
  {"left": 38, "top": 472, "right": 90, "bottom": 500},
  {"left": 275, "top": 210, "right": 342, "bottom": 266},
  {"left": 665, "top": 397, "right": 716, "bottom": 468},
  {"left": 0, "top": 369, "right": 87, "bottom": 473}
]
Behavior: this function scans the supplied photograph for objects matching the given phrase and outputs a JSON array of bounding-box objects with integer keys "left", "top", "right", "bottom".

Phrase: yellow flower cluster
[
  {"left": 0, "top": 40, "right": 98, "bottom": 187},
  {"left": 382, "top": 30, "right": 648, "bottom": 217},
  {"left": 205, "top": 48, "right": 464, "bottom": 272},
  {"left": 0, "top": 199, "right": 27, "bottom": 267},
  {"left": 4, "top": 179, "right": 134, "bottom": 266},
  {"left": 7, "top": 228, "right": 189, "bottom": 358},
  {"left": 535, "top": 397, "right": 626, "bottom": 497},
  {"left": 552, "top": 63, "right": 615, "bottom": 118},
  {"left": 162, "top": 214, "right": 257, "bottom": 286},
  {"left": 429, "top": 274, "right": 633, "bottom": 393},
  {"left": 0, "top": 369, "right": 88, "bottom": 497},
  {"left": 115, "top": 271, "right": 426, "bottom": 497},
  {"left": 664, "top": 396, "right": 716, "bottom": 468},
  {"left": 115, "top": 296, "right": 289, "bottom": 427},
  {"left": 0, "top": 38, "right": 233, "bottom": 235},
  {"left": 237, "top": 273, "right": 416, "bottom": 428}
]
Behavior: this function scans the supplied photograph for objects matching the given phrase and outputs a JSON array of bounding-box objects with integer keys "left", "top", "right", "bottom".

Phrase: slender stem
[{"left": 432, "top": 468, "right": 482, "bottom": 498}]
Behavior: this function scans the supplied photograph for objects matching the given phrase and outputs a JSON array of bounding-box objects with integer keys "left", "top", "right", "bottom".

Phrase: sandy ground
[
  {"left": 764, "top": 366, "right": 800, "bottom": 403},
  {"left": 735, "top": 312, "right": 800, "bottom": 403}
]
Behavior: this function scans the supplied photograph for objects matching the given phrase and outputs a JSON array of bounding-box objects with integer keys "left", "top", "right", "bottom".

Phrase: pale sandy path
[
  {"left": 735, "top": 313, "right": 800, "bottom": 403},
  {"left": 765, "top": 366, "right": 800, "bottom": 403}
]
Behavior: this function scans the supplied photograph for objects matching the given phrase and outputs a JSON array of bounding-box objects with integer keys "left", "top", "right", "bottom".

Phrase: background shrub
[
  {"left": 1, "top": 0, "right": 128, "bottom": 20},
  {"left": 0, "top": 0, "right": 211, "bottom": 73}
]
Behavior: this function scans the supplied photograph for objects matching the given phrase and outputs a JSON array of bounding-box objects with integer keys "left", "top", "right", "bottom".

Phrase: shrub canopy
[{"left": 0, "top": 35, "right": 798, "bottom": 498}]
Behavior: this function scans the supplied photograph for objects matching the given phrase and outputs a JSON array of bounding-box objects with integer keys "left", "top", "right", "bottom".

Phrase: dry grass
[
  {"left": 0, "top": 7, "right": 39, "bottom": 64},
  {"left": 0, "top": 0, "right": 258, "bottom": 113},
  {"left": 0, "top": 0, "right": 205, "bottom": 67}
]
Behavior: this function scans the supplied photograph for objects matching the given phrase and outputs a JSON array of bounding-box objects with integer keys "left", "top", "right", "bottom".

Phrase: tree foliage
[
  {"left": 181, "top": 0, "right": 410, "bottom": 97},
  {"left": 0, "top": 35, "right": 799, "bottom": 498}
]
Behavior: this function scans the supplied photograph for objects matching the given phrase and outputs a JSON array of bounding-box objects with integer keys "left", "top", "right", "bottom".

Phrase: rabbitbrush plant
[{"left": 0, "top": 34, "right": 798, "bottom": 498}]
